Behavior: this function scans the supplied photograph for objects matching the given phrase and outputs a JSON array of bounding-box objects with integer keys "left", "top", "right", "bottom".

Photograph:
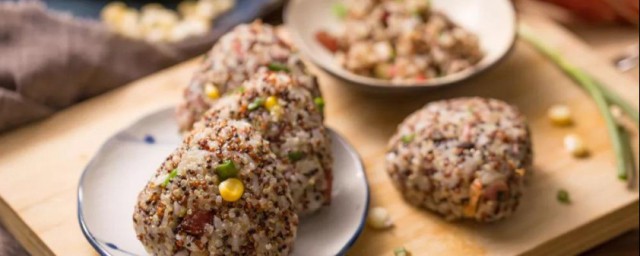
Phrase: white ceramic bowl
[
  {"left": 77, "top": 108, "right": 369, "bottom": 256},
  {"left": 285, "top": 0, "right": 517, "bottom": 92}
]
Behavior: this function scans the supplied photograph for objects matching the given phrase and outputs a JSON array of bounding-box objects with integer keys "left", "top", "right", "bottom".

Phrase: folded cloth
[{"left": 0, "top": 0, "right": 282, "bottom": 133}]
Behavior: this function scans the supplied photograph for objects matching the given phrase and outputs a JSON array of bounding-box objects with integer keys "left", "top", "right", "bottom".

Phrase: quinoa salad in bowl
[
  {"left": 315, "top": 0, "right": 484, "bottom": 83},
  {"left": 285, "top": 0, "right": 517, "bottom": 91}
]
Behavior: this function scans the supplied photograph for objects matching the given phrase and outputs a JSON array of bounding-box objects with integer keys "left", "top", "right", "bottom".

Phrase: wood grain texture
[{"left": 0, "top": 14, "right": 637, "bottom": 256}]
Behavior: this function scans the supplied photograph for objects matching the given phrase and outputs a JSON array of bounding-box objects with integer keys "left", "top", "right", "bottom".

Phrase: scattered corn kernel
[
  {"left": 178, "top": 1, "right": 198, "bottom": 17},
  {"left": 144, "top": 26, "right": 171, "bottom": 43},
  {"left": 548, "top": 104, "right": 572, "bottom": 126},
  {"left": 564, "top": 134, "right": 588, "bottom": 158},
  {"left": 100, "top": 2, "right": 126, "bottom": 25},
  {"left": 116, "top": 8, "right": 142, "bottom": 39},
  {"left": 219, "top": 178, "right": 244, "bottom": 202},
  {"left": 204, "top": 83, "right": 220, "bottom": 99},
  {"left": 265, "top": 96, "right": 279, "bottom": 111},
  {"left": 100, "top": 0, "right": 235, "bottom": 43},
  {"left": 367, "top": 207, "right": 393, "bottom": 229},
  {"left": 195, "top": 0, "right": 218, "bottom": 19},
  {"left": 140, "top": 6, "right": 178, "bottom": 31}
]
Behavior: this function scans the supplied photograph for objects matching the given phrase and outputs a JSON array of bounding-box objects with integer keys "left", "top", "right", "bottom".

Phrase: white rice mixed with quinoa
[
  {"left": 177, "top": 20, "right": 321, "bottom": 131},
  {"left": 386, "top": 97, "right": 532, "bottom": 222},
  {"left": 133, "top": 119, "right": 298, "bottom": 255},
  {"left": 197, "top": 71, "right": 332, "bottom": 215},
  {"left": 317, "top": 0, "right": 483, "bottom": 83}
]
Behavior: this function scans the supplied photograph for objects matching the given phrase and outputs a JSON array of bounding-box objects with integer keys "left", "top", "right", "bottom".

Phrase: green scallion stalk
[
  {"left": 518, "top": 24, "right": 630, "bottom": 180},
  {"left": 596, "top": 82, "right": 640, "bottom": 126}
]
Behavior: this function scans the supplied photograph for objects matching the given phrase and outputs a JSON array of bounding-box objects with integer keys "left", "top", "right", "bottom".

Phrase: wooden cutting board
[{"left": 0, "top": 13, "right": 637, "bottom": 256}]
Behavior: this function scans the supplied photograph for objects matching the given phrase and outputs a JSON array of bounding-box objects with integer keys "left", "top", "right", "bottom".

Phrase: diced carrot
[{"left": 316, "top": 31, "right": 339, "bottom": 53}]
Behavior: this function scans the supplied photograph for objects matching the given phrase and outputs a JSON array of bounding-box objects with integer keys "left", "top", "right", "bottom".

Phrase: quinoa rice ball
[
  {"left": 133, "top": 119, "right": 298, "bottom": 255},
  {"left": 385, "top": 98, "right": 532, "bottom": 222},
  {"left": 176, "top": 20, "right": 321, "bottom": 131},
  {"left": 197, "top": 71, "right": 332, "bottom": 215}
]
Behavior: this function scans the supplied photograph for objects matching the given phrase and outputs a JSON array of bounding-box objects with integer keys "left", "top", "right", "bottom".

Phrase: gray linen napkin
[{"left": 0, "top": 0, "right": 282, "bottom": 133}]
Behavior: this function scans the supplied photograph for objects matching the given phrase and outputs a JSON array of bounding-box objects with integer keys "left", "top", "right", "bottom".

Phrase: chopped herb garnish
[
  {"left": 314, "top": 97, "right": 325, "bottom": 112},
  {"left": 216, "top": 160, "right": 238, "bottom": 180},
  {"left": 394, "top": 247, "right": 411, "bottom": 256},
  {"left": 162, "top": 169, "right": 178, "bottom": 187},
  {"left": 248, "top": 97, "right": 265, "bottom": 111},
  {"left": 267, "top": 62, "right": 290, "bottom": 72},
  {"left": 288, "top": 151, "right": 305, "bottom": 162},
  {"left": 332, "top": 3, "right": 348, "bottom": 19},
  {"left": 401, "top": 134, "right": 415, "bottom": 144},
  {"left": 557, "top": 189, "right": 570, "bottom": 204},
  {"left": 235, "top": 86, "right": 245, "bottom": 94}
]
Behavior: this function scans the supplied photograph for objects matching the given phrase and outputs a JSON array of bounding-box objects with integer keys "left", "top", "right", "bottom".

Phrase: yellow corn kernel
[
  {"left": 367, "top": 207, "right": 393, "bottom": 229},
  {"left": 548, "top": 104, "right": 572, "bottom": 126},
  {"left": 178, "top": 1, "right": 197, "bottom": 17},
  {"left": 204, "top": 83, "right": 220, "bottom": 99},
  {"left": 264, "top": 96, "right": 279, "bottom": 110},
  {"left": 564, "top": 134, "right": 588, "bottom": 158},
  {"left": 101, "top": 2, "right": 127, "bottom": 24},
  {"left": 219, "top": 178, "right": 244, "bottom": 202}
]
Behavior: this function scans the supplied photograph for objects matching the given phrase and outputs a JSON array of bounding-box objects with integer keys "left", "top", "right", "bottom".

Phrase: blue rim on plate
[{"left": 77, "top": 108, "right": 370, "bottom": 256}]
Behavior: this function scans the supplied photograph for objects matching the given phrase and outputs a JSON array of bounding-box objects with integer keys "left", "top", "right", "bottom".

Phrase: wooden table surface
[{"left": 0, "top": 1, "right": 638, "bottom": 255}]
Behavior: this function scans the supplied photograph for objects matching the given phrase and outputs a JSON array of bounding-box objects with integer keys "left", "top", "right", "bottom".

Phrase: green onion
[
  {"left": 557, "top": 189, "right": 571, "bottom": 204},
  {"left": 248, "top": 97, "right": 265, "bottom": 111},
  {"left": 162, "top": 169, "right": 179, "bottom": 187},
  {"left": 619, "top": 127, "right": 637, "bottom": 188},
  {"left": 215, "top": 160, "right": 238, "bottom": 180},
  {"left": 288, "top": 151, "right": 305, "bottom": 162},
  {"left": 401, "top": 134, "right": 415, "bottom": 144},
  {"left": 314, "top": 97, "right": 325, "bottom": 112},
  {"left": 267, "top": 62, "right": 290, "bottom": 73},
  {"left": 598, "top": 85, "right": 639, "bottom": 126},
  {"left": 394, "top": 247, "right": 410, "bottom": 256},
  {"left": 332, "top": 2, "right": 348, "bottom": 19},
  {"left": 519, "top": 24, "right": 636, "bottom": 181},
  {"left": 235, "top": 86, "right": 245, "bottom": 94}
]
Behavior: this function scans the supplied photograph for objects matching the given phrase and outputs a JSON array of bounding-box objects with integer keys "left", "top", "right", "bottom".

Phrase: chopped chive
[
  {"left": 215, "top": 160, "right": 238, "bottom": 180},
  {"left": 394, "top": 247, "right": 410, "bottom": 256},
  {"left": 314, "top": 97, "right": 325, "bottom": 112},
  {"left": 557, "top": 189, "right": 570, "bottom": 204},
  {"left": 401, "top": 134, "right": 415, "bottom": 144},
  {"left": 267, "top": 62, "right": 290, "bottom": 72},
  {"left": 248, "top": 97, "right": 265, "bottom": 111},
  {"left": 288, "top": 151, "right": 305, "bottom": 162},
  {"left": 236, "top": 86, "right": 245, "bottom": 94},
  {"left": 332, "top": 2, "right": 348, "bottom": 19},
  {"left": 162, "top": 169, "right": 179, "bottom": 187}
]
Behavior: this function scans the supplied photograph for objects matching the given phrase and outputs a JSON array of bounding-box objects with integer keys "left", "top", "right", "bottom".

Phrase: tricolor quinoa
[
  {"left": 385, "top": 98, "right": 532, "bottom": 222},
  {"left": 197, "top": 71, "right": 332, "bottom": 215},
  {"left": 177, "top": 21, "right": 321, "bottom": 131},
  {"left": 317, "top": 0, "right": 483, "bottom": 83},
  {"left": 133, "top": 120, "right": 298, "bottom": 255}
]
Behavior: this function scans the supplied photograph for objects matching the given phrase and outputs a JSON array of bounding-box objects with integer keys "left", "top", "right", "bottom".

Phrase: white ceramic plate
[
  {"left": 78, "top": 108, "right": 369, "bottom": 256},
  {"left": 285, "top": 0, "right": 517, "bottom": 92}
]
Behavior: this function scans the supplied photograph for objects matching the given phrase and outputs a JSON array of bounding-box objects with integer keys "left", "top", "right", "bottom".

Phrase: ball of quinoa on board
[
  {"left": 196, "top": 71, "right": 332, "bottom": 215},
  {"left": 176, "top": 20, "right": 321, "bottom": 131},
  {"left": 133, "top": 120, "right": 298, "bottom": 255},
  {"left": 385, "top": 97, "right": 533, "bottom": 222}
]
